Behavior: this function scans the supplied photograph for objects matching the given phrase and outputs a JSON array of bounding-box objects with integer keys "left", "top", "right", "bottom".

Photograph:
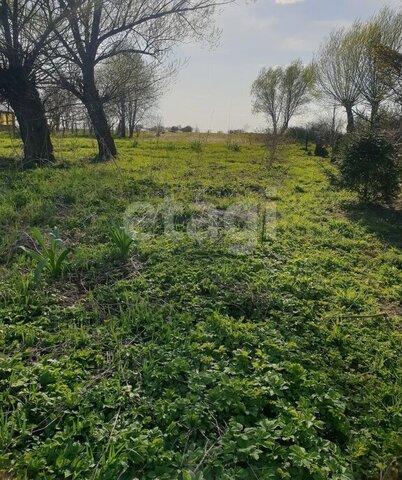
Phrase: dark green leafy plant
[
  {"left": 111, "top": 227, "right": 134, "bottom": 259},
  {"left": 339, "top": 130, "right": 400, "bottom": 205},
  {"left": 20, "top": 227, "right": 73, "bottom": 284},
  {"left": 190, "top": 141, "right": 203, "bottom": 153},
  {"left": 227, "top": 143, "right": 241, "bottom": 152}
]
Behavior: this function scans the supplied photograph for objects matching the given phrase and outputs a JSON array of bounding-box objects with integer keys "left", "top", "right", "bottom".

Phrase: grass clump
[
  {"left": 111, "top": 227, "right": 134, "bottom": 259},
  {"left": 190, "top": 140, "right": 203, "bottom": 153}
]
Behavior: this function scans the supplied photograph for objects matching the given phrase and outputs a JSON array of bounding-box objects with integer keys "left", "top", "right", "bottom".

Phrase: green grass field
[{"left": 0, "top": 135, "right": 401, "bottom": 479}]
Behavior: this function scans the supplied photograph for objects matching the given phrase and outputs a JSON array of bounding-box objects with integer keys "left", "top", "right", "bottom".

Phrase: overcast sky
[{"left": 158, "top": 0, "right": 401, "bottom": 132}]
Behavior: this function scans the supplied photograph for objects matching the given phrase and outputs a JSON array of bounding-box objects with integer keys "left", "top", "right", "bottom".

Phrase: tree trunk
[
  {"left": 345, "top": 105, "right": 355, "bottom": 133},
  {"left": 280, "top": 120, "right": 289, "bottom": 135},
  {"left": 370, "top": 101, "right": 380, "bottom": 126},
  {"left": 128, "top": 99, "right": 138, "bottom": 138},
  {"left": 5, "top": 68, "right": 54, "bottom": 167},
  {"left": 55, "top": 116, "right": 61, "bottom": 133},
  {"left": 82, "top": 71, "right": 117, "bottom": 161},
  {"left": 84, "top": 96, "right": 116, "bottom": 160},
  {"left": 330, "top": 106, "right": 337, "bottom": 161},
  {"left": 272, "top": 121, "right": 278, "bottom": 136},
  {"left": 119, "top": 98, "right": 126, "bottom": 138}
]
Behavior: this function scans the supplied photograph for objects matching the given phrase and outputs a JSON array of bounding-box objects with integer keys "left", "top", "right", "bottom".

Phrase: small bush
[
  {"left": 339, "top": 130, "right": 400, "bottom": 205},
  {"left": 314, "top": 143, "right": 329, "bottom": 158},
  {"left": 190, "top": 141, "right": 203, "bottom": 153},
  {"left": 227, "top": 143, "right": 241, "bottom": 152}
]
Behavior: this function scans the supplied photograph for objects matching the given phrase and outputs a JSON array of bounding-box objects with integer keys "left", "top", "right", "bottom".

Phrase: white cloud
[{"left": 275, "top": 0, "right": 304, "bottom": 4}]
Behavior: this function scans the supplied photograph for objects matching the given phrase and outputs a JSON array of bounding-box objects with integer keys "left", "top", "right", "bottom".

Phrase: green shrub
[
  {"left": 314, "top": 142, "right": 329, "bottom": 158},
  {"left": 190, "top": 141, "right": 203, "bottom": 153},
  {"left": 227, "top": 143, "right": 241, "bottom": 152},
  {"left": 339, "top": 130, "right": 400, "bottom": 205}
]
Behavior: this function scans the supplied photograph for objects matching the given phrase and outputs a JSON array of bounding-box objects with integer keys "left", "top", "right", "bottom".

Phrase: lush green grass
[{"left": 0, "top": 135, "right": 401, "bottom": 479}]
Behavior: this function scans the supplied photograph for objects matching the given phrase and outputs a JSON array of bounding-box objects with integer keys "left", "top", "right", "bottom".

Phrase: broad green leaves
[{"left": 20, "top": 227, "right": 73, "bottom": 285}]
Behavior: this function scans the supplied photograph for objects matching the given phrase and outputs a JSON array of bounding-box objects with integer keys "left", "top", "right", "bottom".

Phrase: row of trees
[
  {"left": 251, "top": 6, "right": 402, "bottom": 205},
  {"left": 251, "top": 7, "right": 402, "bottom": 138},
  {"left": 40, "top": 54, "right": 170, "bottom": 137},
  {"left": 316, "top": 7, "right": 402, "bottom": 133},
  {"left": 0, "top": 0, "right": 231, "bottom": 167}
]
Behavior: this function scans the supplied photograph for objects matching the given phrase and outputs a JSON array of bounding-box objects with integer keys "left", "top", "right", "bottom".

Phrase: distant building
[{"left": 0, "top": 110, "right": 15, "bottom": 131}]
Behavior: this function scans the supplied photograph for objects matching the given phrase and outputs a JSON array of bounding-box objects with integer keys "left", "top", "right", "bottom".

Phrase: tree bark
[
  {"left": 4, "top": 68, "right": 54, "bottom": 167},
  {"left": 345, "top": 104, "right": 355, "bottom": 133},
  {"left": 82, "top": 69, "right": 117, "bottom": 161},
  {"left": 84, "top": 94, "right": 117, "bottom": 160},
  {"left": 370, "top": 101, "right": 380, "bottom": 126}
]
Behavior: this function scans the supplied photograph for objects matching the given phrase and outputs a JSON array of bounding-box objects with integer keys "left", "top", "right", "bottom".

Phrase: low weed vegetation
[
  {"left": 0, "top": 136, "right": 400, "bottom": 479},
  {"left": 190, "top": 140, "right": 203, "bottom": 153}
]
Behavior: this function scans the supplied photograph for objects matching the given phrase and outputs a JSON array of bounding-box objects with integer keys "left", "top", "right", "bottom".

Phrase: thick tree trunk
[
  {"left": 370, "top": 101, "right": 380, "bottom": 126},
  {"left": 345, "top": 105, "right": 355, "bottom": 133},
  {"left": 82, "top": 71, "right": 117, "bottom": 161},
  {"left": 4, "top": 68, "right": 54, "bottom": 167},
  {"left": 84, "top": 95, "right": 117, "bottom": 160}
]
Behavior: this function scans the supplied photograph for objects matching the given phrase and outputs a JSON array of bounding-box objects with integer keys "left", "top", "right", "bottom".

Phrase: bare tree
[
  {"left": 251, "top": 66, "right": 283, "bottom": 136},
  {"left": 99, "top": 53, "right": 174, "bottom": 138},
  {"left": 357, "top": 8, "right": 402, "bottom": 125},
  {"left": 282, "top": 60, "right": 315, "bottom": 131},
  {"left": 0, "top": 0, "right": 67, "bottom": 165},
  {"left": 47, "top": 0, "right": 232, "bottom": 161},
  {"left": 315, "top": 27, "right": 365, "bottom": 133},
  {"left": 42, "top": 86, "right": 83, "bottom": 133},
  {"left": 251, "top": 60, "right": 314, "bottom": 135}
]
